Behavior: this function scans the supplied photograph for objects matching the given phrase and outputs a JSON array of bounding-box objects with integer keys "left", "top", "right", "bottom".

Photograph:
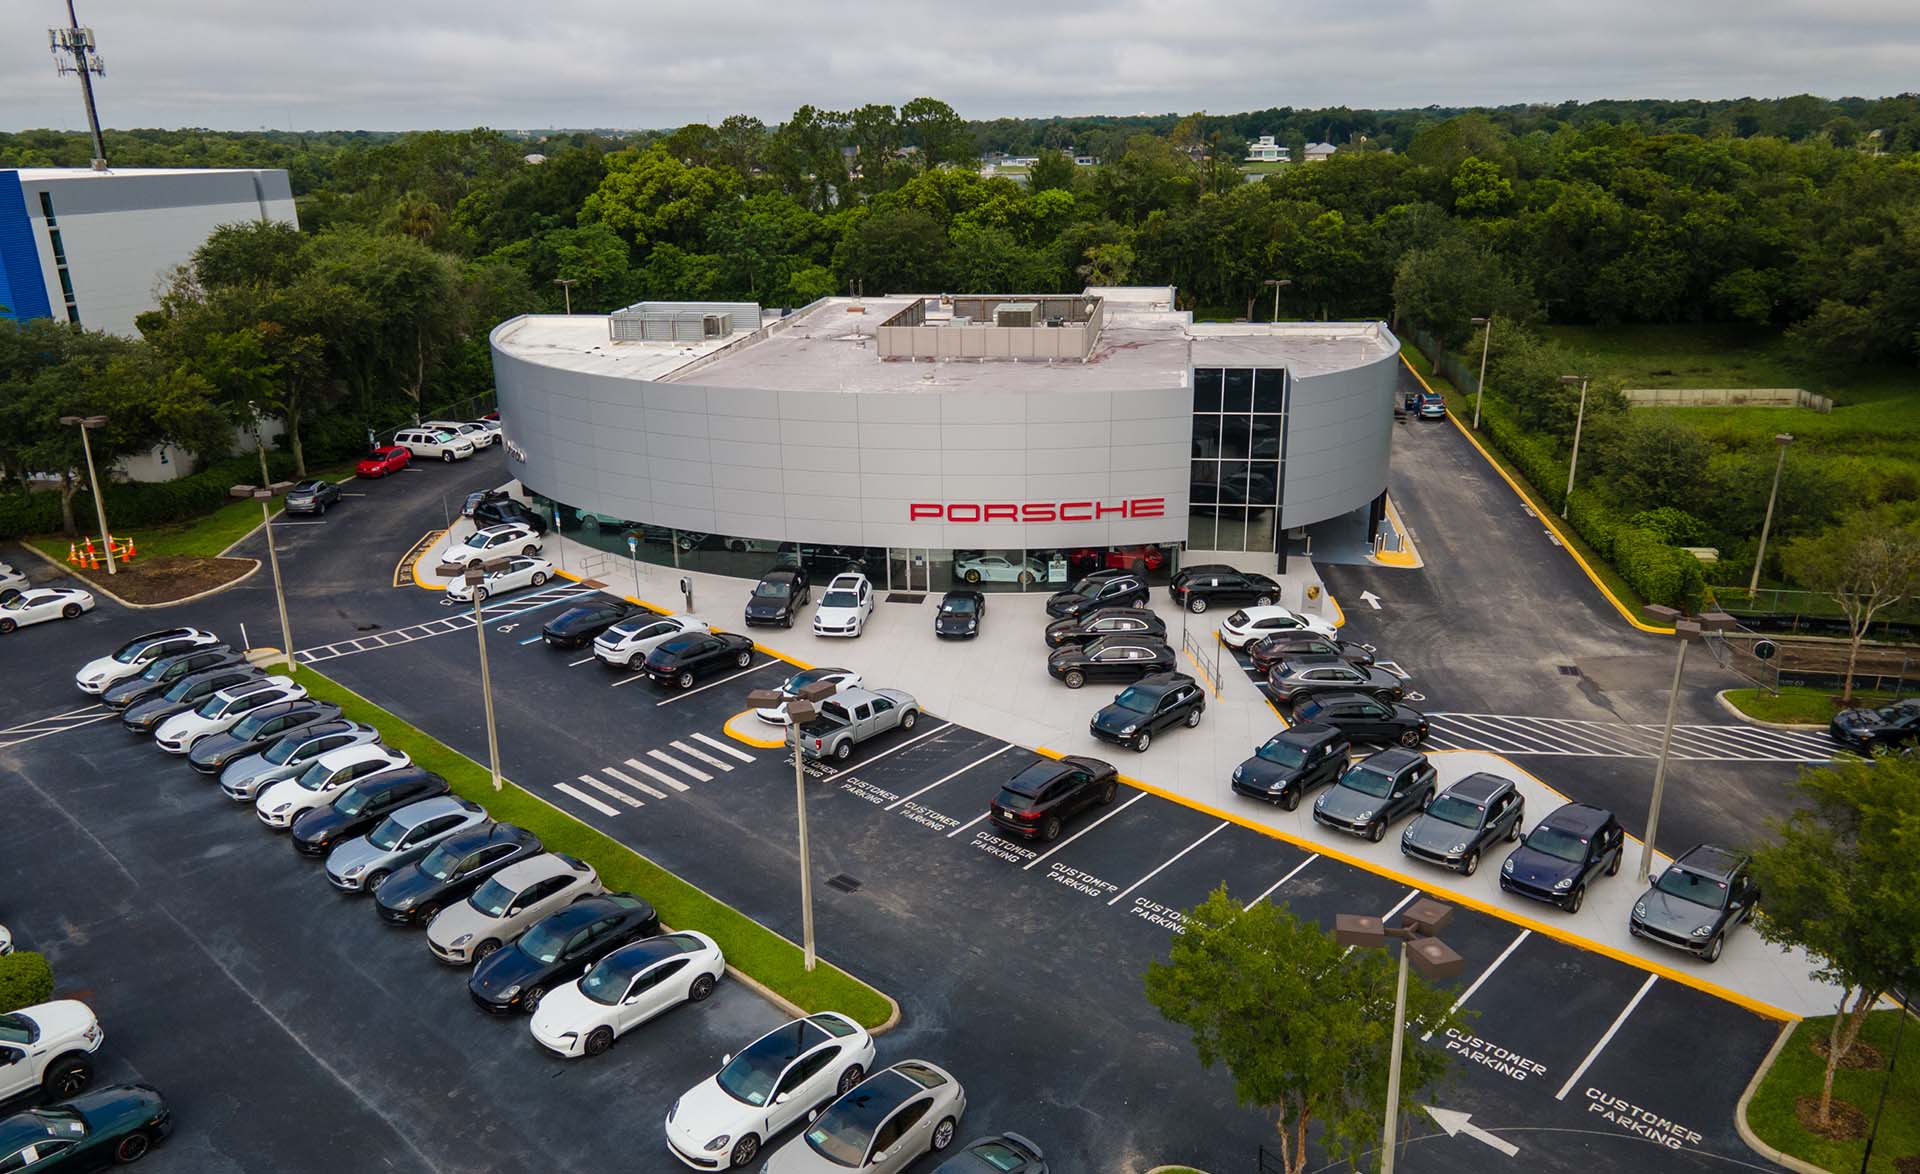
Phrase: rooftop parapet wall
[{"left": 876, "top": 294, "right": 1104, "bottom": 361}]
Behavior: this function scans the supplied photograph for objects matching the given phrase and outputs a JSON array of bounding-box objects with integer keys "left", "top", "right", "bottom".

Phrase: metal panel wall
[
  {"left": 0, "top": 172, "right": 53, "bottom": 323},
  {"left": 1278, "top": 343, "right": 1399, "bottom": 529}
]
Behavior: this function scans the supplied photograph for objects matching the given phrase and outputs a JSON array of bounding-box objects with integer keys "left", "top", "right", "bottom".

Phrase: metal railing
[{"left": 1180, "top": 619, "right": 1225, "bottom": 699}]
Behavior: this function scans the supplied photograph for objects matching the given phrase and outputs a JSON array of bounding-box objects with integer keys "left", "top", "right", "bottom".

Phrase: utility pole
[{"left": 50, "top": 0, "right": 108, "bottom": 170}]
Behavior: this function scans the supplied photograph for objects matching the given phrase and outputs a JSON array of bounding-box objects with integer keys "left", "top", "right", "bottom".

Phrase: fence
[
  {"left": 1180, "top": 616, "right": 1225, "bottom": 699},
  {"left": 1622, "top": 387, "right": 1832, "bottom": 412},
  {"left": 1705, "top": 629, "right": 1916, "bottom": 697},
  {"left": 1709, "top": 586, "right": 1920, "bottom": 641}
]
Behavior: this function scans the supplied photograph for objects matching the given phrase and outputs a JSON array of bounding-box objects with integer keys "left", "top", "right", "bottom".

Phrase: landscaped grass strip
[
  {"left": 293, "top": 667, "right": 896, "bottom": 1030},
  {"left": 1746, "top": 1009, "right": 1918, "bottom": 1174}
]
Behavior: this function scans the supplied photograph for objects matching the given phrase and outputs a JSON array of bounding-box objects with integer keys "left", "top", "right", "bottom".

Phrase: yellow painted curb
[
  {"left": 1031, "top": 744, "right": 1797, "bottom": 1022},
  {"left": 726, "top": 709, "right": 790, "bottom": 749},
  {"left": 1399, "top": 355, "right": 1675, "bottom": 636},
  {"left": 1371, "top": 494, "right": 1423, "bottom": 569},
  {"left": 402, "top": 529, "right": 450, "bottom": 592}
]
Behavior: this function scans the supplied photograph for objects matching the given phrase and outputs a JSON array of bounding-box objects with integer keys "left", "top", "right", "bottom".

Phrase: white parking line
[
  {"left": 1022, "top": 792, "right": 1147, "bottom": 871},
  {"left": 567, "top": 655, "right": 597, "bottom": 667},
  {"left": 1555, "top": 974, "right": 1658, "bottom": 1101},
  {"left": 0, "top": 712, "right": 117, "bottom": 750},
  {"left": 833, "top": 722, "right": 955, "bottom": 773},
  {"left": 945, "top": 811, "right": 991, "bottom": 838},
  {"left": 693, "top": 732, "right": 754, "bottom": 762},
  {"left": 672, "top": 739, "right": 733, "bottom": 771},
  {"left": 623, "top": 757, "right": 690, "bottom": 793},
  {"left": 1423, "top": 929, "right": 1530, "bottom": 1041},
  {"left": 652, "top": 662, "right": 778, "bottom": 704},
  {"left": 555, "top": 783, "right": 620, "bottom": 817},
  {"left": 574, "top": 774, "right": 643, "bottom": 809},
  {"left": 608, "top": 669, "right": 650, "bottom": 688},
  {"left": 1247, "top": 854, "right": 1319, "bottom": 907},
  {"left": 1108, "top": 822, "right": 1228, "bottom": 906},
  {"left": 602, "top": 765, "right": 668, "bottom": 799},
  {"left": 1383, "top": 888, "right": 1422, "bottom": 919},
  {"left": 885, "top": 744, "right": 1014, "bottom": 811},
  {"left": 648, "top": 749, "right": 711, "bottom": 782}
]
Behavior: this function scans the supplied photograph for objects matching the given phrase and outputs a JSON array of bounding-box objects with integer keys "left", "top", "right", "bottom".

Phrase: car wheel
[
  {"left": 689, "top": 973, "right": 718, "bottom": 1002},
  {"left": 1374, "top": 689, "right": 1398, "bottom": 704},
  {"left": 522, "top": 544, "right": 539, "bottom": 556},
  {"left": 473, "top": 587, "right": 489, "bottom": 602},
  {"left": 473, "top": 939, "right": 501, "bottom": 963},
  {"left": 728, "top": 1134, "right": 760, "bottom": 1169},
  {"left": 901, "top": 709, "right": 918, "bottom": 730},
  {"left": 1099, "top": 780, "right": 1118, "bottom": 805},
  {"left": 1565, "top": 885, "right": 1586, "bottom": 914},
  {"left": 1064, "top": 670, "right": 1085, "bottom": 689},
  {"left": 111, "top": 1132, "right": 151, "bottom": 1164},
  {"left": 1281, "top": 787, "right": 1299, "bottom": 812},
  {"left": 1185, "top": 708, "right": 1202, "bottom": 728},
  {"left": 1507, "top": 818, "right": 1523, "bottom": 842},
  {"left": 931, "top": 1117, "right": 957, "bottom": 1152},
  {"left": 964, "top": 569, "right": 981, "bottom": 583},
  {"left": 582, "top": 515, "right": 601, "bottom": 534},
  {"left": 1702, "top": 934, "right": 1725, "bottom": 963},
  {"left": 1134, "top": 732, "right": 1151, "bottom": 753},
  {"left": 530, "top": 572, "right": 548, "bottom": 587},
  {"left": 833, "top": 741, "right": 852, "bottom": 762},
  {"left": 677, "top": 670, "right": 695, "bottom": 689},
  {"left": 522, "top": 984, "right": 546, "bottom": 1009},
  {"left": 1018, "top": 571, "right": 1033, "bottom": 585},
  {"left": 0, "top": 619, "right": 16, "bottom": 634},
  {"left": 1461, "top": 849, "right": 1481, "bottom": 877},
  {"left": 441, "top": 451, "right": 455, "bottom": 463},
  {"left": 365, "top": 869, "right": 390, "bottom": 892},
  {"left": 62, "top": 603, "right": 82, "bottom": 619},
  {"left": 584, "top": 1026, "right": 615, "bottom": 1056},
  {"left": 734, "top": 650, "right": 752, "bottom": 668},
  {"left": 1040, "top": 816, "right": 1063, "bottom": 842},
  {"left": 836, "top": 1063, "right": 866, "bottom": 1096},
  {"left": 1367, "top": 820, "right": 1386, "bottom": 844},
  {"left": 1397, "top": 728, "right": 1422, "bottom": 748},
  {"left": 1606, "top": 851, "right": 1621, "bottom": 877},
  {"left": 1255, "top": 595, "right": 1274, "bottom": 607},
  {"left": 43, "top": 1055, "right": 92, "bottom": 1099},
  {"left": 1188, "top": 597, "right": 1209, "bottom": 613}
]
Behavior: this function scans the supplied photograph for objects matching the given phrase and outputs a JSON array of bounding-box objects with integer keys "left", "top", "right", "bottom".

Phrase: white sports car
[
  {"left": 754, "top": 668, "right": 863, "bottom": 725},
  {"left": 530, "top": 930, "right": 725, "bottom": 1058},
  {"left": 665, "top": 1013, "right": 877, "bottom": 1170},
  {"left": 445, "top": 556, "right": 555, "bottom": 603},
  {"left": 0, "top": 586, "right": 95, "bottom": 634},
  {"left": 1218, "top": 604, "right": 1339, "bottom": 649},
  {"left": 953, "top": 555, "right": 1044, "bottom": 585}
]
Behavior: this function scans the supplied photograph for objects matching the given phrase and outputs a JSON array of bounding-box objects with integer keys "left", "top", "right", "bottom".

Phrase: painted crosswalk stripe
[
  {"left": 692, "top": 732, "right": 755, "bottom": 763},
  {"left": 573, "top": 775, "right": 641, "bottom": 809},
  {"left": 646, "top": 750, "right": 711, "bottom": 783},
  {"left": 624, "top": 757, "right": 691, "bottom": 792},
  {"left": 671, "top": 740, "right": 733, "bottom": 771},
  {"left": 1556, "top": 974, "right": 1657, "bottom": 1101},
  {"left": 603, "top": 765, "right": 668, "bottom": 799},
  {"left": 555, "top": 783, "right": 621, "bottom": 817}
]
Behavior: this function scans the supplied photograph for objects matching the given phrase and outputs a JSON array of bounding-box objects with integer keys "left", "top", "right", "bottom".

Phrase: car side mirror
[
  {"left": 808, "top": 1109, "right": 820, "bottom": 1123},
  {"left": 720, "top": 1053, "right": 732, "bottom": 1066},
  {"left": 871, "top": 1150, "right": 890, "bottom": 1164},
  {"left": 775, "top": 1092, "right": 791, "bottom": 1105}
]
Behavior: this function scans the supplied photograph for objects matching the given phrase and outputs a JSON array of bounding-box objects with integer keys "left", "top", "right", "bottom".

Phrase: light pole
[
  {"left": 59, "top": 415, "right": 116, "bottom": 575},
  {"left": 1637, "top": 607, "right": 1736, "bottom": 883},
  {"left": 1469, "top": 315, "right": 1495, "bottom": 429},
  {"left": 252, "top": 489, "right": 296, "bottom": 670},
  {"left": 1558, "top": 374, "right": 1590, "bottom": 519},
  {"left": 746, "top": 680, "right": 839, "bottom": 972},
  {"left": 1335, "top": 899, "right": 1466, "bottom": 1174},
  {"left": 1263, "top": 277, "right": 1292, "bottom": 324},
  {"left": 554, "top": 278, "right": 576, "bottom": 315},
  {"left": 465, "top": 557, "right": 512, "bottom": 792},
  {"left": 1748, "top": 433, "right": 1795, "bottom": 597},
  {"left": 1858, "top": 972, "right": 1911, "bottom": 1174}
]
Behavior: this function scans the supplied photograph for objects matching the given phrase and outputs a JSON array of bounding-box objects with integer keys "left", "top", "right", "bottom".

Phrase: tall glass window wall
[{"left": 1189, "top": 367, "right": 1285, "bottom": 553}]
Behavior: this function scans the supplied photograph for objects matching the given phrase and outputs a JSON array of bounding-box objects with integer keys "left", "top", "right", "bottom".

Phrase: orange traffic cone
[
  {"left": 67, "top": 543, "right": 79, "bottom": 565},
  {"left": 124, "top": 537, "right": 136, "bottom": 562}
]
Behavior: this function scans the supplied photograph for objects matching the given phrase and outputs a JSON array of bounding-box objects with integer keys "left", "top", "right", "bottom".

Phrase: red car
[
  {"left": 357, "top": 445, "right": 412, "bottom": 477},
  {"left": 1070, "top": 545, "right": 1166, "bottom": 575}
]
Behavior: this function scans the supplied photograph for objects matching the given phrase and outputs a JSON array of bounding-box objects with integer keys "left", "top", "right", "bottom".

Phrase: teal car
[{"left": 0, "top": 1084, "right": 172, "bottom": 1168}]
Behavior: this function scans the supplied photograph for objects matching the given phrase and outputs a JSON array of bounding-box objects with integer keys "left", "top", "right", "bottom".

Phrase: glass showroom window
[{"left": 1190, "top": 367, "right": 1286, "bottom": 552}]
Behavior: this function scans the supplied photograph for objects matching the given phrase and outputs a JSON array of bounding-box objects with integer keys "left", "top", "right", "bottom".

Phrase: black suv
[
  {"left": 988, "top": 755, "right": 1119, "bottom": 842},
  {"left": 102, "top": 645, "right": 243, "bottom": 709},
  {"left": 1230, "top": 724, "right": 1350, "bottom": 809},
  {"left": 1045, "top": 572, "right": 1148, "bottom": 620},
  {"left": 1267, "top": 657, "right": 1405, "bottom": 707},
  {"left": 744, "top": 567, "right": 811, "bottom": 628},
  {"left": 1249, "top": 635, "right": 1374, "bottom": 676},
  {"left": 1500, "top": 803, "right": 1624, "bottom": 914},
  {"left": 473, "top": 498, "right": 549, "bottom": 534},
  {"left": 542, "top": 600, "right": 645, "bottom": 649},
  {"left": 1828, "top": 699, "right": 1920, "bottom": 753},
  {"left": 187, "top": 699, "right": 346, "bottom": 774},
  {"left": 122, "top": 665, "right": 263, "bottom": 734},
  {"left": 1400, "top": 772, "right": 1525, "bottom": 876},
  {"left": 644, "top": 632, "right": 756, "bottom": 689},
  {"left": 1090, "top": 672, "right": 1205, "bottom": 752},
  {"left": 375, "top": 823, "right": 544, "bottom": 925},
  {"left": 1312, "top": 747, "right": 1436, "bottom": 842},
  {"left": 463, "top": 489, "right": 512, "bottom": 518},
  {"left": 1291, "top": 693, "right": 1429, "bottom": 747},
  {"left": 1046, "top": 635, "right": 1178, "bottom": 689},
  {"left": 1044, "top": 607, "right": 1167, "bottom": 650},
  {"left": 1630, "top": 844, "right": 1760, "bottom": 963},
  {"left": 1170, "top": 567, "right": 1280, "bottom": 614},
  {"left": 290, "top": 768, "right": 452, "bottom": 858}
]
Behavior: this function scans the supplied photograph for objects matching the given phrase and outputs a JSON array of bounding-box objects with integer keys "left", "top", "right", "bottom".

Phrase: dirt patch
[
  {"left": 1793, "top": 1095, "right": 1868, "bottom": 1140},
  {"left": 1813, "top": 1037, "right": 1886, "bottom": 1070},
  {"left": 1893, "top": 1156, "right": 1920, "bottom": 1174},
  {"left": 65, "top": 555, "right": 255, "bottom": 605}
]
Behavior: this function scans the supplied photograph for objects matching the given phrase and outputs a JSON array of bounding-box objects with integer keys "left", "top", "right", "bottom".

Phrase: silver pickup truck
[{"left": 798, "top": 687, "right": 921, "bottom": 761}]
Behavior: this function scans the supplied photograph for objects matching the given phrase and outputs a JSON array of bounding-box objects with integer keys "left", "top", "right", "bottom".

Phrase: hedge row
[
  {"left": 0, "top": 952, "right": 54, "bottom": 1013},
  {"left": 0, "top": 453, "right": 301, "bottom": 541}
]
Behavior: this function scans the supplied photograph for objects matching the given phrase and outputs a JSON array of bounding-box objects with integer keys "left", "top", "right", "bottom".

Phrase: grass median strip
[
  {"left": 290, "top": 665, "right": 896, "bottom": 1030},
  {"left": 1724, "top": 686, "right": 1894, "bottom": 726},
  {"left": 1745, "top": 1008, "right": 1917, "bottom": 1173}
]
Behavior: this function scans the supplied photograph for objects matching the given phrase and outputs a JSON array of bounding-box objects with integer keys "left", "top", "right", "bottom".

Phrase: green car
[{"left": 0, "top": 1084, "right": 172, "bottom": 1168}]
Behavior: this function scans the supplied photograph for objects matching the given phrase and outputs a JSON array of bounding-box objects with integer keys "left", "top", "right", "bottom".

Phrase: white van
[{"left": 394, "top": 427, "right": 476, "bottom": 463}]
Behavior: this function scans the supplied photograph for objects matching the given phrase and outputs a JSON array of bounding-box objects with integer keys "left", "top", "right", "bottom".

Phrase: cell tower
[{"left": 49, "top": 0, "right": 108, "bottom": 170}]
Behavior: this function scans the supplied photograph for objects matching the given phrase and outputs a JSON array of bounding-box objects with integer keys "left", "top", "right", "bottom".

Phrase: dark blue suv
[{"left": 1499, "top": 802, "right": 1624, "bottom": 914}]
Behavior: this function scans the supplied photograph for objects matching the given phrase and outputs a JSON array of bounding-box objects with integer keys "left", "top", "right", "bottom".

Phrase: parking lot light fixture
[
  {"left": 1558, "top": 375, "right": 1590, "bottom": 519},
  {"left": 1335, "top": 899, "right": 1464, "bottom": 1174},
  {"left": 253, "top": 489, "right": 296, "bottom": 671},
  {"left": 467, "top": 557, "right": 513, "bottom": 791},
  {"left": 1638, "top": 608, "right": 1736, "bottom": 883},
  {"left": 1470, "top": 316, "right": 1494, "bottom": 429},
  {"left": 1264, "top": 277, "right": 1292, "bottom": 324},
  {"left": 748, "top": 679, "right": 840, "bottom": 973},
  {"left": 1748, "top": 433, "right": 1795, "bottom": 596},
  {"left": 59, "top": 414, "right": 117, "bottom": 575}
]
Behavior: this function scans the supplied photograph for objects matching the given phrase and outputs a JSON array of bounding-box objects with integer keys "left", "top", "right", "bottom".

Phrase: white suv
[
  {"left": 154, "top": 676, "right": 306, "bottom": 754},
  {"left": 422, "top": 420, "right": 495, "bottom": 449},
  {"left": 447, "top": 523, "right": 542, "bottom": 566},
  {"left": 393, "top": 427, "right": 476, "bottom": 463},
  {"left": 813, "top": 573, "right": 874, "bottom": 638},
  {"left": 0, "top": 999, "right": 105, "bottom": 1103},
  {"left": 255, "top": 744, "right": 413, "bottom": 829},
  {"left": 593, "top": 615, "right": 709, "bottom": 669},
  {"left": 75, "top": 627, "right": 221, "bottom": 694}
]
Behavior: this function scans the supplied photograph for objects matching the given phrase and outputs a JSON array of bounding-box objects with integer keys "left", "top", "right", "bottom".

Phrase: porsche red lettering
[{"left": 909, "top": 498, "right": 1167, "bottom": 522}]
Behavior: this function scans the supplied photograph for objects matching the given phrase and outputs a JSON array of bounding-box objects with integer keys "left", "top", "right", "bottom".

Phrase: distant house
[
  {"left": 523, "top": 153, "right": 547, "bottom": 165},
  {"left": 1073, "top": 155, "right": 1099, "bottom": 166},
  {"left": 1302, "top": 141, "right": 1337, "bottom": 163},
  {"left": 1245, "top": 135, "right": 1290, "bottom": 163}
]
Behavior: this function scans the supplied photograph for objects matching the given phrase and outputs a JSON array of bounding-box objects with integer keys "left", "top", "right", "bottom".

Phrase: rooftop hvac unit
[
  {"left": 703, "top": 313, "right": 731, "bottom": 338},
  {"left": 951, "top": 316, "right": 972, "bottom": 327},
  {"left": 993, "top": 301, "right": 1039, "bottom": 328}
]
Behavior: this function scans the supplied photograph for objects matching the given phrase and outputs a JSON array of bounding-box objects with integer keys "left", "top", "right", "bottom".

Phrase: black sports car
[
  {"left": 1828, "top": 699, "right": 1920, "bottom": 752},
  {"left": 121, "top": 665, "right": 261, "bottom": 734},
  {"left": 467, "top": 893, "right": 661, "bottom": 1013},
  {"left": 374, "top": 823, "right": 542, "bottom": 925},
  {"left": 934, "top": 591, "right": 986, "bottom": 638},
  {"left": 290, "top": 768, "right": 451, "bottom": 858},
  {"left": 100, "top": 646, "right": 241, "bottom": 710},
  {"left": 187, "top": 699, "right": 344, "bottom": 774},
  {"left": 541, "top": 600, "right": 645, "bottom": 649},
  {"left": 643, "top": 632, "right": 755, "bottom": 689},
  {"left": 1290, "top": 692, "right": 1429, "bottom": 747},
  {"left": 0, "top": 1082, "right": 174, "bottom": 1166},
  {"left": 743, "top": 567, "right": 811, "bottom": 628}
]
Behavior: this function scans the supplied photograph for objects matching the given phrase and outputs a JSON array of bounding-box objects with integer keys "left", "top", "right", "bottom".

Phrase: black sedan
[
  {"left": 988, "top": 755, "right": 1119, "bottom": 842},
  {"left": 1400, "top": 771, "right": 1524, "bottom": 876},
  {"left": 1044, "top": 572, "right": 1148, "bottom": 620},
  {"left": 541, "top": 600, "right": 645, "bottom": 649},
  {"left": 0, "top": 1082, "right": 174, "bottom": 1165},
  {"left": 1248, "top": 634, "right": 1373, "bottom": 675},
  {"left": 1500, "top": 803, "right": 1624, "bottom": 914},
  {"left": 1230, "top": 724, "right": 1350, "bottom": 810},
  {"left": 934, "top": 590, "right": 986, "bottom": 638},
  {"left": 463, "top": 489, "right": 511, "bottom": 518},
  {"left": 120, "top": 665, "right": 261, "bottom": 734},
  {"left": 467, "top": 892, "right": 661, "bottom": 1013},
  {"left": 290, "top": 768, "right": 451, "bottom": 858},
  {"left": 1090, "top": 672, "right": 1205, "bottom": 752},
  {"left": 1046, "top": 635, "right": 1177, "bottom": 689},
  {"left": 1311, "top": 746, "right": 1437, "bottom": 842},
  {"left": 743, "top": 567, "right": 811, "bottom": 628},
  {"left": 1828, "top": 699, "right": 1920, "bottom": 753},
  {"left": 935, "top": 1131, "right": 1049, "bottom": 1173},
  {"left": 643, "top": 632, "right": 755, "bottom": 689},
  {"left": 283, "top": 479, "right": 342, "bottom": 515},
  {"left": 186, "top": 699, "right": 344, "bottom": 774},
  {"left": 1043, "top": 607, "right": 1166, "bottom": 650},
  {"left": 473, "top": 498, "right": 548, "bottom": 533},
  {"left": 100, "top": 646, "right": 241, "bottom": 710},
  {"left": 374, "top": 823, "right": 542, "bottom": 925},
  {"left": 1291, "top": 692, "right": 1429, "bottom": 747}
]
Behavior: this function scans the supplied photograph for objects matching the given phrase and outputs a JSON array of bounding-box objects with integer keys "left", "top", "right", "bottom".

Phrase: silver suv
[
  {"left": 220, "top": 721, "right": 383, "bottom": 802},
  {"left": 326, "top": 797, "right": 489, "bottom": 894}
]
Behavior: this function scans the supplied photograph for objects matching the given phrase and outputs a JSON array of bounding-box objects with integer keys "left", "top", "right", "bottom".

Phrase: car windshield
[
  {"left": 516, "top": 919, "right": 572, "bottom": 965},
  {"left": 366, "top": 816, "right": 409, "bottom": 850},
  {"left": 1113, "top": 687, "right": 1158, "bottom": 714},
  {"left": 821, "top": 590, "right": 857, "bottom": 608},
  {"left": 1423, "top": 796, "right": 1484, "bottom": 829},
  {"left": 469, "top": 877, "right": 516, "bottom": 918},
  {"left": 940, "top": 597, "right": 977, "bottom": 615},
  {"left": 967, "top": 1143, "right": 1028, "bottom": 1171},
  {"left": 0, "top": 1011, "right": 36, "bottom": 1044},
  {"left": 420, "top": 843, "right": 464, "bottom": 880},
  {"left": 1255, "top": 739, "right": 1308, "bottom": 768},
  {"left": 161, "top": 676, "right": 203, "bottom": 701},
  {"left": 262, "top": 735, "right": 305, "bottom": 765},
  {"left": 335, "top": 785, "right": 377, "bottom": 816},
  {"left": 806, "top": 1072, "right": 915, "bottom": 1165},
  {"left": 755, "top": 580, "right": 791, "bottom": 599},
  {"left": 2, "top": 595, "right": 34, "bottom": 611},
  {"left": 432, "top": 431, "right": 455, "bottom": 442},
  {"left": 1525, "top": 825, "right": 1589, "bottom": 863},
  {"left": 1655, "top": 867, "right": 1730, "bottom": 909},
  {"left": 718, "top": 1020, "right": 823, "bottom": 1106},
  {"left": 297, "top": 760, "right": 340, "bottom": 790},
  {"left": 194, "top": 692, "right": 235, "bottom": 717},
  {"left": 580, "top": 952, "right": 648, "bottom": 1005},
  {"left": 1339, "top": 763, "right": 1397, "bottom": 798}
]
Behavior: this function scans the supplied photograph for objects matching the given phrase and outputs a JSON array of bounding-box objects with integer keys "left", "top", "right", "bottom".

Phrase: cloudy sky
[{"left": 6, "top": 0, "right": 1918, "bottom": 132}]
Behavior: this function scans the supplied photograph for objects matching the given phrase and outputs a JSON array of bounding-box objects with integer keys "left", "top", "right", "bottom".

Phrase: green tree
[
  {"left": 1392, "top": 236, "right": 1537, "bottom": 349},
  {"left": 1449, "top": 156, "right": 1513, "bottom": 216},
  {"left": 583, "top": 144, "right": 742, "bottom": 250},
  {"left": 1748, "top": 754, "right": 1920, "bottom": 1129},
  {"left": 1028, "top": 149, "right": 1078, "bottom": 195},
  {"left": 1781, "top": 511, "right": 1920, "bottom": 702},
  {"left": 899, "top": 97, "right": 972, "bottom": 173},
  {"left": 834, "top": 208, "right": 950, "bottom": 294},
  {"left": 1146, "top": 888, "right": 1464, "bottom": 1174},
  {"left": 1591, "top": 415, "right": 1710, "bottom": 504}
]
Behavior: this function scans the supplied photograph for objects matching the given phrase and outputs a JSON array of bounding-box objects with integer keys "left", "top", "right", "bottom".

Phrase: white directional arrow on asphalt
[
  {"left": 1424, "top": 1106, "right": 1518, "bottom": 1157},
  {"left": 1359, "top": 590, "right": 1383, "bottom": 610}
]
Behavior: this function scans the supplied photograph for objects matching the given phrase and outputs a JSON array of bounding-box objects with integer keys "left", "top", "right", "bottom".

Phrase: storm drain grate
[
  {"left": 884, "top": 593, "right": 925, "bottom": 604},
  {"left": 826, "top": 874, "right": 863, "bottom": 893},
  {"left": 1557, "top": 665, "right": 1582, "bottom": 677}
]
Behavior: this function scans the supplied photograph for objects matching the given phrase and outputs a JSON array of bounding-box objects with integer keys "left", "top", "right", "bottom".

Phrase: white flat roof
[
  {"left": 9, "top": 167, "right": 285, "bottom": 181},
  {"left": 490, "top": 314, "right": 757, "bottom": 381}
]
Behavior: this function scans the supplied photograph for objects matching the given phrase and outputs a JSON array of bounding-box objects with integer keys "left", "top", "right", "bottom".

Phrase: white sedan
[
  {"left": 255, "top": 744, "right": 412, "bottom": 829},
  {"left": 445, "top": 556, "right": 555, "bottom": 603},
  {"left": 1218, "top": 605, "right": 1339, "bottom": 649},
  {"left": 754, "top": 668, "right": 862, "bottom": 725},
  {"left": 153, "top": 677, "right": 305, "bottom": 754},
  {"left": 0, "top": 587, "right": 95, "bottom": 634},
  {"left": 665, "top": 1013, "right": 877, "bottom": 1170},
  {"left": 953, "top": 555, "right": 1044, "bottom": 585},
  {"left": 530, "top": 930, "right": 725, "bottom": 1058},
  {"left": 593, "top": 614, "right": 709, "bottom": 669}
]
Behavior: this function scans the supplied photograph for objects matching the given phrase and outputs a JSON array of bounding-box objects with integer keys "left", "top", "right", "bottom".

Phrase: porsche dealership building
[{"left": 489, "top": 287, "right": 1399, "bottom": 590}]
